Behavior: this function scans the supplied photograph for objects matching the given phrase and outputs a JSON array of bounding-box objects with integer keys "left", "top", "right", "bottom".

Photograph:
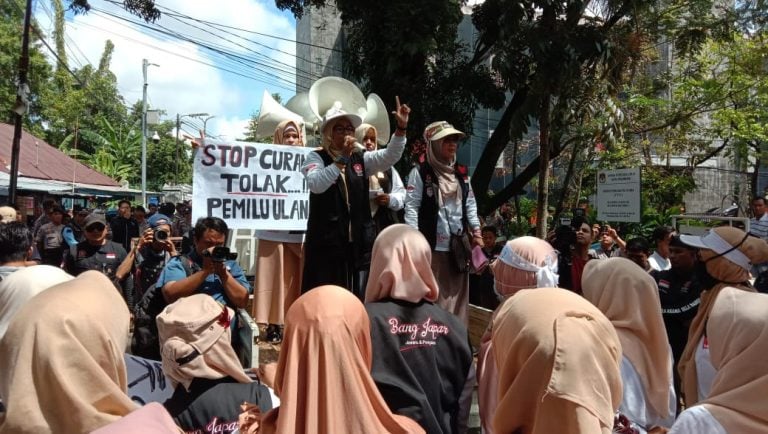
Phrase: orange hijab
[
  {"left": 364, "top": 224, "right": 439, "bottom": 303},
  {"left": 492, "top": 287, "right": 623, "bottom": 434},
  {"left": 702, "top": 287, "right": 768, "bottom": 431},
  {"left": 582, "top": 257, "right": 672, "bottom": 420},
  {"left": 678, "top": 227, "right": 768, "bottom": 405},
  {"left": 261, "top": 285, "right": 425, "bottom": 434},
  {"left": 0, "top": 271, "right": 136, "bottom": 434}
]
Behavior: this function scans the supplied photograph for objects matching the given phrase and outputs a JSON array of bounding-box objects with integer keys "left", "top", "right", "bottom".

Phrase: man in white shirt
[
  {"left": 649, "top": 226, "right": 674, "bottom": 271},
  {"left": 748, "top": 196, "right": 768, "bottom": 239}
]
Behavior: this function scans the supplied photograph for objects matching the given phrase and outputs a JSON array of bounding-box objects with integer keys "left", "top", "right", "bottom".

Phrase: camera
[
  {"left": 203, "top": 246, "right": 238, "bottom": 262},
  {"left": 153, "top": 229, "right": 169, "bottom": 242}
]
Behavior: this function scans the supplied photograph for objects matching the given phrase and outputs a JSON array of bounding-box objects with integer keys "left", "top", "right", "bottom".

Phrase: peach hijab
[
  {"left": 478, "top": 236, "right": 558, "bottom": 434},
  {"left": 678, "top": 226, "right": 768, "bottom": 405},
  {"left": 261, "top": 285, "right": 425, "bottom": 434},
  {"left": 0, "top": 271, "right": 136, "bottom": 434},
  {"left": 273, "top": 119, "right": 303, "bottom": 146},
  {"left": 364, "top": 224, "right": 439, "bottom": 303},
  {"left": 492, "top": 287, "right": 623, "bottom": 434},
  {"left": 701, "top": 287, "right": 768, "bottom": 432},
  {"left": 582, "top": 257, "right": 673, "bottom": 420}
]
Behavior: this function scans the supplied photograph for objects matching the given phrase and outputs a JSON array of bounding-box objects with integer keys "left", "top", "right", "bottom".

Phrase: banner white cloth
[{"left": 192, "top": 140, "right": 315, "bottom": 230}]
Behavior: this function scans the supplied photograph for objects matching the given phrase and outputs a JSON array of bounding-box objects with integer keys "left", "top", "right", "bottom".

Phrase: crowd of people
[{"left": 0, "top": 105, "right": 767, "bottom": 434}]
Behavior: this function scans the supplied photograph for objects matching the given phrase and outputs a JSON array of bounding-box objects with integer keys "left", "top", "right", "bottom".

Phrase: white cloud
[{"left": 35, "top": 0, "right": 297, "bottom": 139}]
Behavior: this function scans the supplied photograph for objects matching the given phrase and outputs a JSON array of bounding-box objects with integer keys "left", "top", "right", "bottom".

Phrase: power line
[
  {"left": 88, "top": 7, "right": 308, "bottom": 92},
  {"left": 154, "top": 3, "right": 341, "bottom": 74},
  {"left": 71, "top": 16, "right": 299, "bottom": 92},
  {"left": 107, "top": 0, "right": 344, "bottom": 54}
]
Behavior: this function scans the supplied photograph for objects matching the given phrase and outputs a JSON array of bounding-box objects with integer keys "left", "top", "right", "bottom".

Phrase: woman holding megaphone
[{"left": 301, "top": 96, "right": 410, "bottom": 299}]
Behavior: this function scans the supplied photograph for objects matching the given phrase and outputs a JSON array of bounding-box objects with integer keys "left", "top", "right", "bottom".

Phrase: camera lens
[{"left": 154, "top": 230, "right": 169, "bottom": 241}]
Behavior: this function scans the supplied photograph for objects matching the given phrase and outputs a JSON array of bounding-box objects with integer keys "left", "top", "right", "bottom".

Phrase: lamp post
[
  {"left": 141, "top": 59, "right": 159, "bottom": 207},
  {"left": 203, "top": 115, "right": 215, "bottom": 136},
  {"left": 174, "top": 112, "right": 209, "bottom": 184}
]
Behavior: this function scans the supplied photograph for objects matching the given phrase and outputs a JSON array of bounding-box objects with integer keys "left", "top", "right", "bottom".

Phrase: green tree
[
  {"left": 0, "top": 0, "right": 53, "bottom": 134},
  {"left": 62, "top": 117, "right": 141, "bottom": 184},
  {"left": 275, "top": 0, "right": 505, "bottom": 149}
]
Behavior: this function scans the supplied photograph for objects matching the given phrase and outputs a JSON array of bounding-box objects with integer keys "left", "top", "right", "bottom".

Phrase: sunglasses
[
  {"left": 86, "top": 224, "right": 106, "bottom": 232},
  {"left": 333, "top": 125, "right": 355, "bottom": 133}
]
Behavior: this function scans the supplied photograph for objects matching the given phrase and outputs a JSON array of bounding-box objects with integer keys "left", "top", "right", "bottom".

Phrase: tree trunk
[
  {"left": 553, "top": 140, "right": 580, "bottom": 224},
  {"left": 511, "top": 139, "right": 522, "bottom": 225},
  {"left": 751, "top": 141, "right": 760, "bottom": 198},
  {"left": 536, "top": 96, "right": 551, "bottom": 238}
]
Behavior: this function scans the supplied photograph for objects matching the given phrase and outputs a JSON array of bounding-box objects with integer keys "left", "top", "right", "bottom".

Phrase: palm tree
[{"left": 61, "top": 117, "right": 142, "bottom": 184}]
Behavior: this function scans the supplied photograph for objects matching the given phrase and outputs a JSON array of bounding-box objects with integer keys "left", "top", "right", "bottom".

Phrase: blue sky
[{"left": 35, "top": 0, "right": 299, "bottom": 141}]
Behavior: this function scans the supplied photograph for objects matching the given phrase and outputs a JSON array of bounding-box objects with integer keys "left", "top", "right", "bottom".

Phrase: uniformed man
[
  {"left": 64, "top": 212, "right": 134, "bottom": 309},
  {"left": 651, "top": 235, "right": 701, "bottom": 404}
]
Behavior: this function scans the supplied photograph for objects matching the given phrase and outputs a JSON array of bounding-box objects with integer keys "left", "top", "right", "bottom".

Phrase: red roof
[{"left": 0, "top": 123, "right": 120, "bottom": 187}]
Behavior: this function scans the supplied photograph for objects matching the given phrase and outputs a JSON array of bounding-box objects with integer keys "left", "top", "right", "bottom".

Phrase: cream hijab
[
  {"left": 678, "top": 227, "right": 768, "bottom": 405},
  {"left": 356, "top": 123, "right": 386, "bottom": 216},
  {"left": 492, "top": 287, "right": 623, "bottom": 434},
  {"left": 0, "top": 265, "right": 73, "bottom": 341},
  {"left": 364, "top": 224, "right": 439, "bottom": 303},
  {"left": 156, "top": 294, "right": 252, "bottom": 390},
  {"left": 478, "top": 236, "right": 559, "bottom": 433},
  {"left": 0, "top": 271, "right": 136, "bottom": 434},
  {"left": 582, "top": 257, "right": 673, "bottom": 420},
  {"left": 261, "top": 285, "right": 425, "bottom": 434},
  {"left": 425, "top": 138, "right": 458, "bottom": 204},
  {"left": 701, "top": 287, "right": 768, "bottom": 432},
  {"left": 273, "top": 119, "right": 303, "bottom": 146}
]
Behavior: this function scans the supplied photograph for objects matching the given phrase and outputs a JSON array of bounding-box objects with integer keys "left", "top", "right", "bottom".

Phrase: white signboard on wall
[{"left": 596, "top": 168, "right": 641, "bottom": 223}]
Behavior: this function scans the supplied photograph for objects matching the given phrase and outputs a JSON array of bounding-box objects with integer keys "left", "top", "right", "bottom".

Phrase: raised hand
[{"left": 392, "top": 96, "right": 411, "bottom": 129}]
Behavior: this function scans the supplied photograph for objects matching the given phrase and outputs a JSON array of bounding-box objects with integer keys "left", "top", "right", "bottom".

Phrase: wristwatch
[{"left": 334, "top": 155, "right": 350, "bottom": 166}]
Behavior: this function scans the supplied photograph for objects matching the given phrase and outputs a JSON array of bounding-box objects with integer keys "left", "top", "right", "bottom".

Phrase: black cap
[{"left": 84, "top": 213, "right": 107, "bottom": 229}]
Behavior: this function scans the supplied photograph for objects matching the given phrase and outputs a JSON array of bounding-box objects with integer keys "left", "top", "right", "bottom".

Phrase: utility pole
[
  {"left": 174, "top": 113, "right": 180, "bottom": 185},
  {"left": 141, "top": 59, "right": 158, "bottom": 207},
  {"left": 174, "top": 113, "right": 208, "bottom": 184},
  {"left": 9, "top": 0, "right": 33, "bottom": 205}
]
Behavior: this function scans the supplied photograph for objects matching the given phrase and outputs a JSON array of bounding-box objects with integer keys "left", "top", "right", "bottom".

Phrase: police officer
[{"left": 64, "top": 212, "right": 134, "bottom": 309}]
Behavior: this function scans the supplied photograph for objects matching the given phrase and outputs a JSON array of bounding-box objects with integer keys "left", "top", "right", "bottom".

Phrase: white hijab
[{"left": 0, "top": 265, "right": 73, "bottom": 340}]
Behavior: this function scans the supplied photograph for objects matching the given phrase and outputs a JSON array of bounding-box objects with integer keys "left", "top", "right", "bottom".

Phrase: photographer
[
  {"left": 550, "top": 216, "right": 595, "bottom": 294},
  {"left": 156, "top": 217, "right": 250, "bottom": 309},
  {"left": 115, "top": 213, "right": 177, "bottom": 299}
]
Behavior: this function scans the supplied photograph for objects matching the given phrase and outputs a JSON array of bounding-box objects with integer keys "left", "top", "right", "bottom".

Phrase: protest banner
[{"left": 193, "top": 140, "right": 314, "bottom": 230}]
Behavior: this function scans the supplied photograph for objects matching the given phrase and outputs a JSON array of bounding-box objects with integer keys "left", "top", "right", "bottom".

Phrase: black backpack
[{"left": 131, "top": 255, "right": 200, "bottom": 360}]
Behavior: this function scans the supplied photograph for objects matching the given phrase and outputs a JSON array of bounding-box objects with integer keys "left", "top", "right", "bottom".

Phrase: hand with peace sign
[{"left": 392, "top": 95, "right": 411, "bottom": 136}]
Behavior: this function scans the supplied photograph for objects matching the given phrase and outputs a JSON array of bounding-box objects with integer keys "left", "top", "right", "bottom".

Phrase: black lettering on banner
[
  {"left": 208, "top": 198, "right": 222, "bottom": 216},
  {"left": 218, "top": 145, "right": 231, "bottom": 167},
  {"left": 201, "top": 145, "right": 216, "bottom": 166},
  {"left": 260, "top": 149, "right": 272, "bottom": 170},
  {"left": 230, "top": 146, "right": 243, "bottom": 167},
  {"left": 245, "top": 146, "right": 257, "bottom": 166}
]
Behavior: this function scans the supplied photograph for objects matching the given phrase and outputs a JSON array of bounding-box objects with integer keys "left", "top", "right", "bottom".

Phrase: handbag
[
  {"left": 449, "top": 232, "right": 472, "bottom": 273},
  {"left": 444, "top": 208, "right": 472, "bottom": 273}
]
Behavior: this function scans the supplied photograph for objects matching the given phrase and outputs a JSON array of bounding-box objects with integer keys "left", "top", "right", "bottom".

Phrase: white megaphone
[
  {"left": 362, "top": 93, "right": 391, "bottom": 146},
  {"left": 255, "top": 90, "right": 305, "bottom": 141},
  {"left": 308, "top": 76, "right": 367, "bottom": 133}
]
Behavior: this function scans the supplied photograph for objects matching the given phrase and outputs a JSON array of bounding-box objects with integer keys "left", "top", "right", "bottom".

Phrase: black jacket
[
  {"left": 305, "top": 149, "right": 376, "bottom": 267},
  {"left": 164, "top": 377, "right": 272, "bottom": 434},
  {"left": 366, "top": 298, "right": 473, "bottom": 434},
  {"left": 110, "top": 215, "right": 140, "bottom": 252}
]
